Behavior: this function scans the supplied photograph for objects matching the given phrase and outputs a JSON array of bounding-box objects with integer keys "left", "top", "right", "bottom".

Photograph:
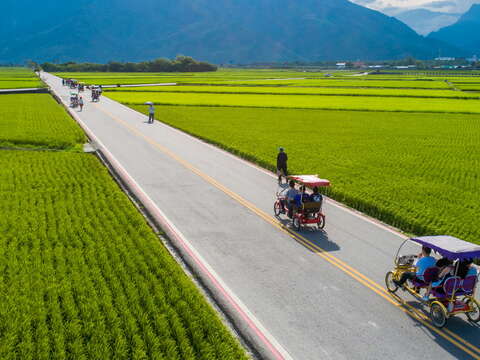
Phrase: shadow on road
[
  {"left": 275, "top": 215, "right": 340, "bottom": 253},
  {"left": 394, "top": 296, "right": 480, "bottom": 358}
]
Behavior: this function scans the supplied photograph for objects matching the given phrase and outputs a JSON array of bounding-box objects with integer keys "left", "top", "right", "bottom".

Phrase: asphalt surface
[{"left": 44, "top": 72, "right": 480, "bottom": 360}]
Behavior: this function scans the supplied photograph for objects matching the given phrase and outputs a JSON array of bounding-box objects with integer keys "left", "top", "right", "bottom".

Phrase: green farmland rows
[
  {"left": 109, "top": 91, "right": 480, "bottom": 114},
  {"left": 106, "top": 85, "right": 480, "bottom": 99},
  {"left": 131, "top": 105, "right": 480, "bottom": 245},
  {"left": 54, "top": 70, "right": 332, "bottom": 86},
  {"left": 180, "top": 79, "right": 451, "bottom": 89},
  {"left": 0, "top": 151, "right": 248, "bottom": 360},
  {"left": 0, "top": 68, "right": 44, "bottom": 89},
  {"left": 0, "top": 94, "right": 86, "bottom": 149}
]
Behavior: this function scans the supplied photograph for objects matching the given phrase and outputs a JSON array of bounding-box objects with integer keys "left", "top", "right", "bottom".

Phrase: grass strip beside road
[
  {"left": 131, "top": 105, "right": 480, "bottom": 245},
  {"left": 0, "top": 150, "right": 248, "bottom": 360}
]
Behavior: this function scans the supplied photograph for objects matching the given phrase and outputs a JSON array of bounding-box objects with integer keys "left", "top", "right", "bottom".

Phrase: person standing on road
[
  {"left": 148, "top": 104, "right": 155, "bottom": 124},
  {"left": 277, "top": 147, "right": 288, "bottom": 184},
  {"left": 79, "top": 96, "right": 84, "bottom": 112}
]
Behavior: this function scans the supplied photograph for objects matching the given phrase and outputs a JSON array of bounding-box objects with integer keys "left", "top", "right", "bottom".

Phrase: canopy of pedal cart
[
  {"left": 287, "top": 175, "right": 330, "bottom": 188},
  {"left": 411, "top": 235, "right": 480, "bottom": 261}
]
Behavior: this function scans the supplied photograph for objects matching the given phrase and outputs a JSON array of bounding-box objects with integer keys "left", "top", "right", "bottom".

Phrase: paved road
[{"left": 44, "top": 72, "right": 480, "bottom": 360}]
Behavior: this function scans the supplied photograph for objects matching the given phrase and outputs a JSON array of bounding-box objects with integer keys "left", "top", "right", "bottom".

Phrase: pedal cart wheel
[
  {"left": 274, "top": 201, "right": 282, "bottom": 216},
  {"left": 385, "top": 271, "right": 399, "bottom": 293},
  {"left": 466, "top": 298, "right": 480, "bottom": 323},
  {"left": 430, "top": 302, "right": 448, "bottom": 328},
  {"left": 317, "top": 214, "right": 325, "bottom": 230},
  {"left": 292, "top": 217, "right": 301, "bottom": 231}
]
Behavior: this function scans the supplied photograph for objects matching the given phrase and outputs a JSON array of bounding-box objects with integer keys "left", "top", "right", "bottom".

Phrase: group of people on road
[
  {"left": 62, "top": 78, "right": 78, "bottom": 89},
  {"left": 281, "top": 179, "right": 323, "bottom": 218}
]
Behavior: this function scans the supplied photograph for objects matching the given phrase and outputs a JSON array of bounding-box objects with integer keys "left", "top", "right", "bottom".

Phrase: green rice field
[
  {"left": 131, "top": 105, "right": 480, "bottom": 244},
  {"left": 0, "top": 68, "right": 44, "bottom": 89},
  {"left": 109, "top": 91, "right": 480, "bottom": 114},
  {"left": 0, "top": 94, "right": 86, "bottom": 149},
  {"left": 54, "top": 69, "right": 332, "bottom": 86},
  {"left": 0, "top": 89, "right": 248, "bottom": 359},
  {"left": 105, "top": 85, "right": 480, "bottom": 99},
  {"left": 0, "top": 151, "right": 247, "bottom": 360}
]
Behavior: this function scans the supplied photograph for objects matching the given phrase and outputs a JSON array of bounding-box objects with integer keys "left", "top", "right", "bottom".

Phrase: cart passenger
[
  {"left": 467, "top": 260, "right": 478, "bottom": 277},
  {"left": 281, "top": 180, "right": 298, "bottom": 216},
  {"left": 394, "top": 246, "right": 436, "bottom": 287},
  {"left": 311, "top": 186, "right": 323, "bottom": 204},
  {"left": 294, "top": 186, "right": 310, "bottom": 207},
  {"left": 458, "top": 259, "right": 476, "bottom": 279}
]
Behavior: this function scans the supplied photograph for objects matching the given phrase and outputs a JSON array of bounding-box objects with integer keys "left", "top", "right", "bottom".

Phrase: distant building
[
  {"left": 467, "top": 55, "right": 478, "bottom": 63},
  {"left": 395, "top": 65, "right": 416, "bottom": 69},
  {"left": 353, "top": 61, "right": 366, "bottom": 69},
  {"left": 336, "top": 62, "right": 346, "bottom": 69},
  {"left": 435, "top": 57, "right": 455, "bottom": 61}
]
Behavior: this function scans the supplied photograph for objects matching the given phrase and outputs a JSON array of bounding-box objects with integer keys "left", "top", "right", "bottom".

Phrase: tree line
[{"left": 40, "top": 56, "right": 217, "bottom": 72}]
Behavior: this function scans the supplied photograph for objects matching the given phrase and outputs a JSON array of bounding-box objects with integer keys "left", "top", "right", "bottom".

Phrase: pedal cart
[
  {"left": 70, "top": 92, "right": 79, "bottom": 108},
  {"left": 274, "top": 175, "right": 330, "bottom": 231},
  {"left": 385, "top": 235, "right": 480, "bottom": 328}
]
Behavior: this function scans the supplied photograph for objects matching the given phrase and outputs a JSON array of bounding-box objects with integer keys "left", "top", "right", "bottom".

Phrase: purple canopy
[{"left": 411, "top": 236, "right": 480, "bottom": 260}]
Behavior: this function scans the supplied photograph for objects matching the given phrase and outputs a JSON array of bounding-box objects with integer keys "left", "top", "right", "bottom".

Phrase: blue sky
[{"left": 350, "top": 0, "right": 480, "bottom": 14}]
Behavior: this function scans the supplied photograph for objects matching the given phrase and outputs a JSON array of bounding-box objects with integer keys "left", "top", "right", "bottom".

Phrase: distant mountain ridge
[
  {"left": 394, "top": 9, "right": 461, "bottom": 36},
  {"left": 0, "top": 0, "right": 463, "bottom": 64},
  {"left": 428, "top": 4, "right": 480, "bottom": 55}
]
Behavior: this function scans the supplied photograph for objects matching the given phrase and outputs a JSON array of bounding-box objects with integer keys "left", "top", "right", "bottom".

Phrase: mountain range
[
  {"left": 428, "top": 4, "right": 480, "bottom": 55},
  {"left": 393, "top": 9, "right": 461, "bottom": 36},
  {"left": 0, "top": 0, "right": 467, "bottom": 64}
]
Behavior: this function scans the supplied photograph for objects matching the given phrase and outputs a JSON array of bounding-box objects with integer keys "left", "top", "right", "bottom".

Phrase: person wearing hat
[
  {"left": 277, "top": 147, "right": 288, "bottom": 184},
  {"left": 148, "top": 104, "right": 155, "bottom": 124}
]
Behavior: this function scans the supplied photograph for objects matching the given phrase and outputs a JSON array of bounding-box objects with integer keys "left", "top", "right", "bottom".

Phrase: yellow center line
[{"left": 93, "top": 103, "right": 480, "bottom": 359}]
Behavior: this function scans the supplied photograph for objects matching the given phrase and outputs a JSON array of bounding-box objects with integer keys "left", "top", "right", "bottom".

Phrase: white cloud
[{"left": 350, "top": 0, "right": 480, "bottom": 14}]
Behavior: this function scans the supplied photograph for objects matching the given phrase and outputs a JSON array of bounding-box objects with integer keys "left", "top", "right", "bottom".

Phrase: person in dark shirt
[
  {"left": 311, "top": 186, "right": 323, "bottom": 204},
  {"left": 294, "top": 186, "right": 310, "bottom": 207},
  {"left": 277, "top": 147, "right": 288, "bottom": 184}
]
